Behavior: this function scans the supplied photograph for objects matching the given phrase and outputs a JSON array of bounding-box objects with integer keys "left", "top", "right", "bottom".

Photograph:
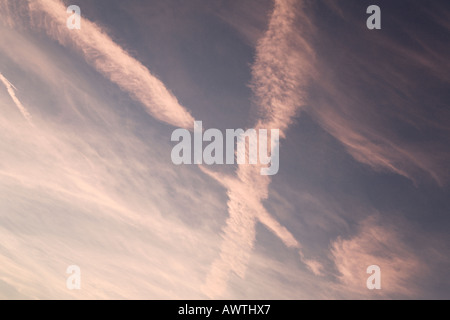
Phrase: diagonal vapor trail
[
  {"left": 0, "top": 72, "right": 33, "bottom": 125},
  {"left": 21, "top": 0, "right": 195, "bottom": 129}
]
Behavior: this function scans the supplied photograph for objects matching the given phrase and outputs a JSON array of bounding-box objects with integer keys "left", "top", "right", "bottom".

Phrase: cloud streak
[
  {"left": 0, "top": 72, "right": 33, "bottom": 125},
  {"left": 307, "top": 0, "right": 450, "bottom": 186},
  {"left": 16, "top": 0, "right": 195, "bottom": 129}
]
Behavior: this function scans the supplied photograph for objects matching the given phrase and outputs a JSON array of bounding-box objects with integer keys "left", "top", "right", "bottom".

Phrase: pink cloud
[
  {"left": 202, "top": 0, "right": 321, "bottom": 297},
  {"left": 331, "top": 216, "right": 424, "bottom": 297},
  {"left": 18, "top": 0, "right": 195, "bottom": 129}
]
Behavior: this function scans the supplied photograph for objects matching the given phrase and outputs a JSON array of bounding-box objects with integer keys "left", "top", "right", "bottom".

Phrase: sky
[{"left": 0, "top": 0, "right": 449, "bottom": 299}]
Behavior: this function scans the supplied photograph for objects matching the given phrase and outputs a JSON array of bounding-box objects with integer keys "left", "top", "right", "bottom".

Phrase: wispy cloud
[
  {"left": 0, "top": 5, "right": 221, "bottom": 298},
  {"left": 0, "top": 66, "right": 219, "bottom": 300},
  {"left": 251, "top": 0, "right": 315, "bottom": 134},
  {"left": 203, "top": 0, "right": 450, "bottom": 299},
  {"left": 307, "top": 0, "right": 450, "bottom": 186},
  {"left": 331, "top": 216, "right": 424, "bottom": 298},
  {"left": 14, "top": 0, "right": 195, "bottom": 129},
  {"left": 202, "top": 0, "right": 321, "bottom": 298},
  {"left": 0, "top": 72, "right": 33, "bottom": 125}
]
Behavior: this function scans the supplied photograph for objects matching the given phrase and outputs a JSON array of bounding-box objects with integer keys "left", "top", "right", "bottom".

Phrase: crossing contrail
[{"left": 203, "top": 0, "right": 321, "bottom": 298}]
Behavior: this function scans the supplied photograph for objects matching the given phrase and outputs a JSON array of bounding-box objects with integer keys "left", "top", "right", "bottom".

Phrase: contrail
[
  {"left": 25, "top": 0, "right": 195, "bottom": 129},
  {"left": 203, "top": 0, "right": 321, "bottom": 298},
  {"left": 0, "top": 72, "right": 33, "bottom": 125}
]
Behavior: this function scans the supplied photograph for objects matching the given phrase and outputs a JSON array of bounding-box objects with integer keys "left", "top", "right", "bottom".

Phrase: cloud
[
  {"left": 331, "top": 216, "right": 424, "bottom": 298},
  {"left": 0, "top": 83, "right": 221, "bottom": 299},
  {"left": 202, "top": 0, "right": 322, "bottom": 298},
  {"left": 0, "top": 72, "right": 33, "bottom": 125},
  {"left": 307, "top": 0, "right": 450, "bottom": 186},
  {"left": 1, "top": 0, "right": 195, "bottom": 129},
  {"left": 251, "top": 0, "right": 315, "bottom": 135},
  {"left": 0, "top": 11, "right": 226, "bottom": 298}
]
